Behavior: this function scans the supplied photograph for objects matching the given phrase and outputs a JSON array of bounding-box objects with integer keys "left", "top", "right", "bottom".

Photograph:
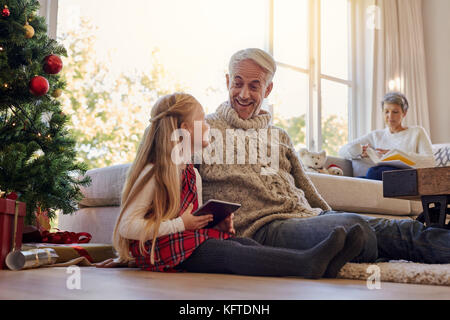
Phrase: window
[
  {"left": 270, "top": 0, "right": 353, "bottom": 155},
  {"left": 54, "top": 0, "right": 353, "bottom": 167},
  {"left": 56, "top": 0, "right": 267, "bottom": 168}
]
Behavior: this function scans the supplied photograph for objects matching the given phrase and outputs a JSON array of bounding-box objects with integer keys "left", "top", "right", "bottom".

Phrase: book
[
  {"left": 193, "top": 199, "right": 241, "bottom": 228},
  {"left": 366, "top": 148, "right": 416, "bottom": 169}
]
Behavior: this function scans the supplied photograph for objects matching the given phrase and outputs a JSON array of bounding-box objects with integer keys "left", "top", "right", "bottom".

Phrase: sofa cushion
[
  {"left": 58, "top": 206, "right": 121, "bottom": 244},
  {"left": 433, "top": 144, "right": 450, "bottom": 167},
  {"left": 79, "top": 163, "right": 131, "bottom": 207},
  {"left": 324, "top": 156, "right": 353, "bottom": 177},
  {"left": 350, "top": 158, "right": 374, "bottom": 177},
  {"left": 307, "top": 172, "right": 413, "bottom": 216}
]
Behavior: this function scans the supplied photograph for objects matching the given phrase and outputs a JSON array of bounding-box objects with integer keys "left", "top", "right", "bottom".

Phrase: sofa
[{"left": 58, "top": 144, "right": 450, "bottom": 244}]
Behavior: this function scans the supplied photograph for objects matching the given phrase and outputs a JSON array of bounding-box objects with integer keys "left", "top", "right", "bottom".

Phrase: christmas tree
[{"left": 0, "top": 0, "right": 90, "bottom": 224}]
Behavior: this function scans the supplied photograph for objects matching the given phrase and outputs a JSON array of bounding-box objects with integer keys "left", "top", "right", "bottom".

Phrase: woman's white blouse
[{"left": 339, "top": 126, "right": 435, "bottom": 168}]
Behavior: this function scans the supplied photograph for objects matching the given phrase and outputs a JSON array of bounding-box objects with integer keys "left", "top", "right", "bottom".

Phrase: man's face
[{"left": 226, "top": 59, "right": 273, "bottom": 120}]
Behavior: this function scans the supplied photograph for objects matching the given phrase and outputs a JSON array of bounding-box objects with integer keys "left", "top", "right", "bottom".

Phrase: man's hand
[
  {"left": 181, "top": 204, "right": 213, "bottom": 230},
  {"left": 214, "top": 213, "right": 235, "bottom": 234}
]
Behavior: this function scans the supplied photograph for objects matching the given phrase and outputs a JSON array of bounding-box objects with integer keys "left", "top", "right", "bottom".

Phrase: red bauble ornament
[
  {"left": 29, "top": 76, "right": 49, "bottom": 96},
  {"left": 1, "top": 6, "right": 10, "bottom": 17},
  {"left": 43, "top": 54, "right": 63, "bottom": 74}
]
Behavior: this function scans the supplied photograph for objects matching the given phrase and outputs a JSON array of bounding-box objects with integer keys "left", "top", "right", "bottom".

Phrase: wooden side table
[{"left": 382, "top": 167, "right": 450, "bottom": 228}]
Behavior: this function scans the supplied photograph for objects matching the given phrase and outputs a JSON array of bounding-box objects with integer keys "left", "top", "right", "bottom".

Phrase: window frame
[
  {"left": 268, "top": 0, "right": 355, "bottom": 152},
  {"left": 38, "top": 0, "right": 59, "bottom": 39},
  {"left": 49, "top": 0, "right": 355, "bottom": 153}
]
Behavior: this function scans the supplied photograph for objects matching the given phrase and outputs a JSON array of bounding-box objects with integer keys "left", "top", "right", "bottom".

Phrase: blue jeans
[
  {"left": 253, "top": 211, "right": 450, "bottom": 264},
  {"left": 358, "top": 214, "right": 450, "bottom": 264},
  {"left": 360, "top": 165, "right": 402, "bottom": 181},
  {"left": 253, "top": 212, "right": 378, "bottom": 263}
]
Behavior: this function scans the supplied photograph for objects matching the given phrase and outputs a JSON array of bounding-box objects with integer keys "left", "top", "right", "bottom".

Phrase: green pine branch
[{"left": 0, "top": 0, "right": 91, "bottom": 224}]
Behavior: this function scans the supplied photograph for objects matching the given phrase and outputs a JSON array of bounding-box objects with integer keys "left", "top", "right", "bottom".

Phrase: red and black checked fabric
[{"left": 129, "top": 164, "right": 230, "bottom": 272}]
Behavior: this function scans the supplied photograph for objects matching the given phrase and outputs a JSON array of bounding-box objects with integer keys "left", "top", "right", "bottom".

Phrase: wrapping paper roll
[
  {"left": 22, "top": 243, "right": 117, "bottom": 263},
  {"left": 6, "top": 248, "right": 59, "bottom": 270}
]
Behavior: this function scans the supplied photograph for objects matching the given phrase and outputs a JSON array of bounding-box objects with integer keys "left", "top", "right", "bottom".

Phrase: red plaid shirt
[{"left": 129, "top": 164, "right": 230, "bottom": 272}]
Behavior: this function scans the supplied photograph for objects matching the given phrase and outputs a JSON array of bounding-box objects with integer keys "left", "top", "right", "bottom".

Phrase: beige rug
[{"left": 337, "top": 261, "right": 450, "bottom": 286}]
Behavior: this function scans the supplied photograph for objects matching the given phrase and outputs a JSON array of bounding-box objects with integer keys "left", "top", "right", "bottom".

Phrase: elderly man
[{"left": 199, "top": 48, "right": 450, "bottom": 266}]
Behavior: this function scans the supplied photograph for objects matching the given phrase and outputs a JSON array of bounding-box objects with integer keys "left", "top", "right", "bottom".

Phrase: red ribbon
[
  {"left": 71, "top": 245, "right": 94, "bottom": 263},
  {"left": 41, "top": 230, "right": 92, "bottom": 244},
  {"left": 6, "top": 192, "right": 18, "bottom": 200}
]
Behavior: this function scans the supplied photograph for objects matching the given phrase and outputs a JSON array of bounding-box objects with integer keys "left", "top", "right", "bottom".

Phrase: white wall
[{"left": 422, "top": 0, "right": 450, "bottom": 144}]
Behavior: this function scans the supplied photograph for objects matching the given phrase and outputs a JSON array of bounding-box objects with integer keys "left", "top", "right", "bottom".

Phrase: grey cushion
[
  {"left": 433, "top": 144, "right": 450, "bottom": 167},
  {"left": 78, "top": 163, "right": 131, "bottom": 207},
  {"left": 351, "top": 158, "right": 374, "bottom": 177},
  {"left": 324, "top": 156, "right": 353, "bottom": 177}
]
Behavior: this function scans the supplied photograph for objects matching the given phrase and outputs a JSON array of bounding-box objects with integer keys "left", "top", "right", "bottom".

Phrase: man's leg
[
  {"left": 253, "top": 212, "right": 378, "bottom": 263},
  {"left": 360, "top": 216, "right": 450, "bottom": 264}
]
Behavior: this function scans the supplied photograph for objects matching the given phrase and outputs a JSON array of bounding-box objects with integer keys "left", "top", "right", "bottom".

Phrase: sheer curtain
[{"left": 354, "top": 0, "right": 431, "bottom": 137}]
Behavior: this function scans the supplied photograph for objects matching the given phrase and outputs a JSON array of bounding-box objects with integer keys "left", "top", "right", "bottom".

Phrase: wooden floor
[{"left": 1, "top": 267, "right": 449, "bottom": 300}]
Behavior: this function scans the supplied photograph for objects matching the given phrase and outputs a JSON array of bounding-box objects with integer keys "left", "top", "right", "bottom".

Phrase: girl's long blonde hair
[{"left": 113, "top": 93, "right": 199, "bottom": 264}]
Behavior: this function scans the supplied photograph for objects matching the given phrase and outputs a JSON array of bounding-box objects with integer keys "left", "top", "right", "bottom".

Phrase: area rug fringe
[{"left": 337, "top": 261, "right": 450, "bottom": 286}]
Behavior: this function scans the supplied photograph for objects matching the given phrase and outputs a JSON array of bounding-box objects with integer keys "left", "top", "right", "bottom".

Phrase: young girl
[{"left": 99, "top": 93, "right": 365, "bottom": 279}]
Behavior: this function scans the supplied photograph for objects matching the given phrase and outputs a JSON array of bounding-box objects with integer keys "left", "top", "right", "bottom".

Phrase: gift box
[
  {"left": 0, "top": 199, "right": 26, "bottom": 269},
  {"left": 22, "top": 243, "right": 117, "bottom": 264}
]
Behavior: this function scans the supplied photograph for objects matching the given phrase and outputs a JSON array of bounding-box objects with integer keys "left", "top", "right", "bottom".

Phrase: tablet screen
[{"left": 192, "top": 199, "right": 241, "bottom": 228}]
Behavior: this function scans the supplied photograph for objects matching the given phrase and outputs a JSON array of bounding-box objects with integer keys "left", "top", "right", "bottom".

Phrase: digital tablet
[{"left": 192, "top": 199, "right": 241, "bottom": 228}]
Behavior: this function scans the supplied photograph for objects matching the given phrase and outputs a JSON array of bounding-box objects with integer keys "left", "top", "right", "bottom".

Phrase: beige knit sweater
[{"left": 199, "top": 102, "right": 332, "bottom": 238}]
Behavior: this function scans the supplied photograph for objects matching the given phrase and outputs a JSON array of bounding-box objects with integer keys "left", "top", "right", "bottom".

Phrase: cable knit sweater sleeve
[{"left": 280, "top": 130, "right": 332, "bottom": 211}]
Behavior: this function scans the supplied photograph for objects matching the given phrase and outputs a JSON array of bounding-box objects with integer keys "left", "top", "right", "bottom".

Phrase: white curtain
[
  {"left": 38, "top": 0, "right": 58, "bottom": 39},
  {"left": 354, "top": 0, "right": 431, "bottom": 136}
]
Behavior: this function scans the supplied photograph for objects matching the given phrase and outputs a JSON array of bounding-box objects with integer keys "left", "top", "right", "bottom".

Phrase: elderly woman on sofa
[{"left": 339, "top": 92, "right": 435, "bottom": 180}]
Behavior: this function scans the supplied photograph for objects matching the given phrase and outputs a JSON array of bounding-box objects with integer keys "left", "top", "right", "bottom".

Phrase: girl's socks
[{"left": 323, "top": 224, "right": 365, "bottom": 278}]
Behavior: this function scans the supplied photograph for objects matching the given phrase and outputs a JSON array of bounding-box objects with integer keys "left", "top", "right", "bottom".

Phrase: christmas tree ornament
[
  {"left": 29, "top": 76, "right": 49, "bottom": 96},
  {"left": 35, "top": 207, "right": 51, "bottom": 232},
  {"left": 1, "top": 5, "right": 10, "bottom": 17},
  {"left": 24, "top": 22, "right": 35, "bottom": 39},
  {"left": 43, "top": 54, "right": 63, "bottom": 74},
  {"left": 52, "top": 88, "right": 62, "bottom": 98}
]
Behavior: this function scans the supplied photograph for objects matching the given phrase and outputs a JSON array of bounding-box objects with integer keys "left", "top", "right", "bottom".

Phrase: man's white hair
[{"left": 228, "top": 48, "right": 277, "bottom": 84}]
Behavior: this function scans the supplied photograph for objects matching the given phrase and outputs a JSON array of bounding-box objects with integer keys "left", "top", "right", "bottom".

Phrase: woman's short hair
[
  {"left": 382, "top": 92, "right": 409, "bottom": 113},
  {"left": 228, "top": 48, "right": 277, "bottom": 84}
]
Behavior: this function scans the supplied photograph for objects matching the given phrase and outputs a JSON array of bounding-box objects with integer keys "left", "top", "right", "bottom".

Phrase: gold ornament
[
  {"left": 24, "top": 23, "right": 35, "bottom": 39},
  {"left": 52, "top": 88, "right": 62, "bottom": 98}
]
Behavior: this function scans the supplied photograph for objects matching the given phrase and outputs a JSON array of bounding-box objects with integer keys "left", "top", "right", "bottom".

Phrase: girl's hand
[
  {"left": 214, "top": 213, "right": 235, "bottom": 234},
  {"left": 94, "top": 258, "right": 136, "bottom": 268},
  {"left": 181, "top": 204, "right": 213, "bottom": 230}
]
